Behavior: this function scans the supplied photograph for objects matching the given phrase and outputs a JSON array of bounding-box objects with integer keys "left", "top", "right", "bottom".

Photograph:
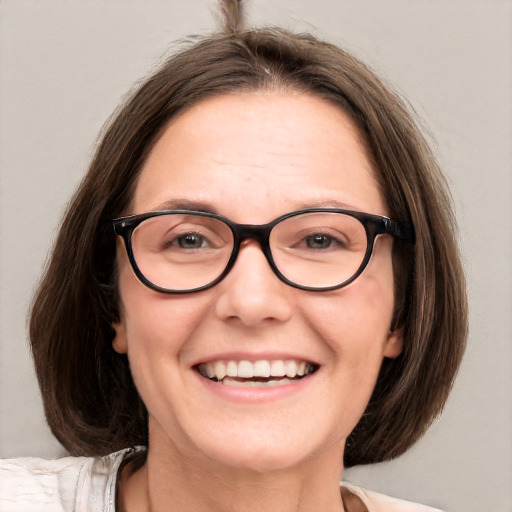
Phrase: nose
[{"left": 214, "top": 240, "right": 294, "bottom": 327}]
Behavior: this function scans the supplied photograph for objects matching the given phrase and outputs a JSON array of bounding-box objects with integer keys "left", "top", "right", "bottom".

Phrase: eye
[
  {"left": 304, "top": 233, "right": 338, "bottom": 250},
  {"left": 174, "top": 232, "right": 207, "bottom": 249}
]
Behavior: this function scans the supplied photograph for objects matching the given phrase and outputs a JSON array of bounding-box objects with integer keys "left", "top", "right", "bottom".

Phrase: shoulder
[
  {"left": 0, "top": 454, "right": 87, "bottom": 511},
  {"left": 342, "top": 483, "right": 444, "bottom": 512},
  {"left": 0, "top": 448, "right": 140, "bottom": 512}
]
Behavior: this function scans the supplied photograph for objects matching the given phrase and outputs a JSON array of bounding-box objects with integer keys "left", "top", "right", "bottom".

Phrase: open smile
[{"left": 196, "top": 359, "right": 319, "bottom": 387}]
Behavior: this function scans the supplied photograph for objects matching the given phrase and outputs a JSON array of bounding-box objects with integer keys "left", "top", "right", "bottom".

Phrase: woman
[{"left": 0, "top": 28, "right": 466, "bottom": 511}]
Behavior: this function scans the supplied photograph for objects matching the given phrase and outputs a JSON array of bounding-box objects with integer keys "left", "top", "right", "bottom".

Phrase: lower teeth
[{"left": 221, "top": 377, "right": 297, "bottom": 387}]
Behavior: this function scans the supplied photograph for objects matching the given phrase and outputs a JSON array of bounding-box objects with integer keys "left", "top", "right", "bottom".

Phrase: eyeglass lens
[{"left": 130, "top": 212, "right": 368, "bottom": 292}]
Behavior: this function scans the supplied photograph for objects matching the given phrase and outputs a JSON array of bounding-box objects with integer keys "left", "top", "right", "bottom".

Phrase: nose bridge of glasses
[
  {"left": 229, "top": 223, "right": 276, "bottom": 272},
  {"left": 234, "top": 223, "right": 272, "bottom": 247}
]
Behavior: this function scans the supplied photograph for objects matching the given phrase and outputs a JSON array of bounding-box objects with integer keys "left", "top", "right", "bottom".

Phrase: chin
[{"left": 192, "top": 424, "right": 342, "bottom": 475}]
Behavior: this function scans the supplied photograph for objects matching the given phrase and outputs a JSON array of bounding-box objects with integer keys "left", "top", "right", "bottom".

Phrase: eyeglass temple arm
[{"left": 383, "top": 218, "right": 415, "bottom": 243}]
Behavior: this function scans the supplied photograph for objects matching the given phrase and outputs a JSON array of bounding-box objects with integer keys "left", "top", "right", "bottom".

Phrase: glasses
[{"left": 113, "top": 208, "right": 414, "bottom": 294}]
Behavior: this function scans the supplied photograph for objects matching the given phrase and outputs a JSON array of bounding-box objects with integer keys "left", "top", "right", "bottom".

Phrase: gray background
[{"left": 0, "top": 1, "right": 511, "bottom": 511}]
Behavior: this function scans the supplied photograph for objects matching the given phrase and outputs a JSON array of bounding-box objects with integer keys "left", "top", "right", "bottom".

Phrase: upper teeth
[{"left": 198, "top": 359, "right": 315, "bottom": 381}]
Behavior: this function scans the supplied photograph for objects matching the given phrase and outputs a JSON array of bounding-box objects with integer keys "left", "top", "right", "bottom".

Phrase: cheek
[
  {"left": 115, "top": 266, "right": 213, "bottom": 415},
  {"left": 116, "top": 254, "right": 212, "bottom": 361},
  {"left": 299, "top": 243, "right": 396, "bottom": 365},
  {"left": 303, "top": 281, "right": 395, "bottom": 349}
]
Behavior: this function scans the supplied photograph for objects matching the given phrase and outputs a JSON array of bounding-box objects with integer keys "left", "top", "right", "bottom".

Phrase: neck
[{"left": 118, "top": 439, "right": 346, "bottom": 512}]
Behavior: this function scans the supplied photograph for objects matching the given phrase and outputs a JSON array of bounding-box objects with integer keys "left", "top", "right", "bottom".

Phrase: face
[{"left": 113, "top": 92, "right": 402, "bottom": 473}]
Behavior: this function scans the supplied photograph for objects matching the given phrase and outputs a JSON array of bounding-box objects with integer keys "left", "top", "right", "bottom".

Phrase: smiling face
[{"left": 113, "top": 92, "right": 402, "bottom": 474}]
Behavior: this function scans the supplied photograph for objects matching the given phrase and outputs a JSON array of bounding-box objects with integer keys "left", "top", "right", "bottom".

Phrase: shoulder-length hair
[{"left": 29, "top": 28, "right": 467, "bottom": 467}]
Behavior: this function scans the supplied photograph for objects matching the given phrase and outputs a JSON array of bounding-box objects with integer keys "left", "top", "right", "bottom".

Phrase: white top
[{"left": 0, "top": 448, "right": 443, "bottom": 512}]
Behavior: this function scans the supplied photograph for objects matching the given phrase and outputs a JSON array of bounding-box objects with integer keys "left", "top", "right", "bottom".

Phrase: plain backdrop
[{"left": 0, "top": 1, "right": 511, "bottom": 511}]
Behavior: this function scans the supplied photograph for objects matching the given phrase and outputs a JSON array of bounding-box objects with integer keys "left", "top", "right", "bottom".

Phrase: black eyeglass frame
[{"left": 113, "top": 208, "right": 414, "bottom": 294}]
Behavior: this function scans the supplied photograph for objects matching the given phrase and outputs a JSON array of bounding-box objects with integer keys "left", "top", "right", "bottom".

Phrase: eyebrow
[
  {"left": 151, "top": 199, "right": 220, "bottom": 214},
  {"left": 148, "top": 198, "right": 365, "bottom": 217},
  {"left": 298, "top": 199, "right": 361, "bottom": 211}
]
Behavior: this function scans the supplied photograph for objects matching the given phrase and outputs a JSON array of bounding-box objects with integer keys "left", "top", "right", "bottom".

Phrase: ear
[
  {"left": 112, "top": 321, "right": 128, "bottom": 354},
  {"left": 383, "top": 327, "right": 403, "bottom": 359}
]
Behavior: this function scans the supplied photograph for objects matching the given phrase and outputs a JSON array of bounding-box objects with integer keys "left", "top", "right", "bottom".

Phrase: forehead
[{"left": 134, "top": 92, "right": 386, "bottom": 219}]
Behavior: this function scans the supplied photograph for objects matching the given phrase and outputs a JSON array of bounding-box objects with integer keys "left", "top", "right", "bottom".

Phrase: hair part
[{"left": 30, "top": 28, "right": 467, "bottom": 467}]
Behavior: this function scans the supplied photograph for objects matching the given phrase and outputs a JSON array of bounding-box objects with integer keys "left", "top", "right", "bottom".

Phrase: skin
[{"left": 113, "top": 92, "right": 403, "bottom": 512}]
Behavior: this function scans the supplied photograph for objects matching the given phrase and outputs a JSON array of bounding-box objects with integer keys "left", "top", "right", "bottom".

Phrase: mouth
[{"left": 195, "top": 359, "right": 319, "bottom": 387}]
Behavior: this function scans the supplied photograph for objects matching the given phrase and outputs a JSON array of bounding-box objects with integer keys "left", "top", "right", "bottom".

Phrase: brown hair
[{"left": 29, "top": 28, "right": 467, "bottom": 467}]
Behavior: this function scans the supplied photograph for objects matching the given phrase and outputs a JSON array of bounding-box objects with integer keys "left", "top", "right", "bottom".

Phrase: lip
[
  {"left": 191, "top": 352, "right": 319, "bottom": 403},
  {"left": 194, "top": 368, "right": 317, "bottom": 403}
]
